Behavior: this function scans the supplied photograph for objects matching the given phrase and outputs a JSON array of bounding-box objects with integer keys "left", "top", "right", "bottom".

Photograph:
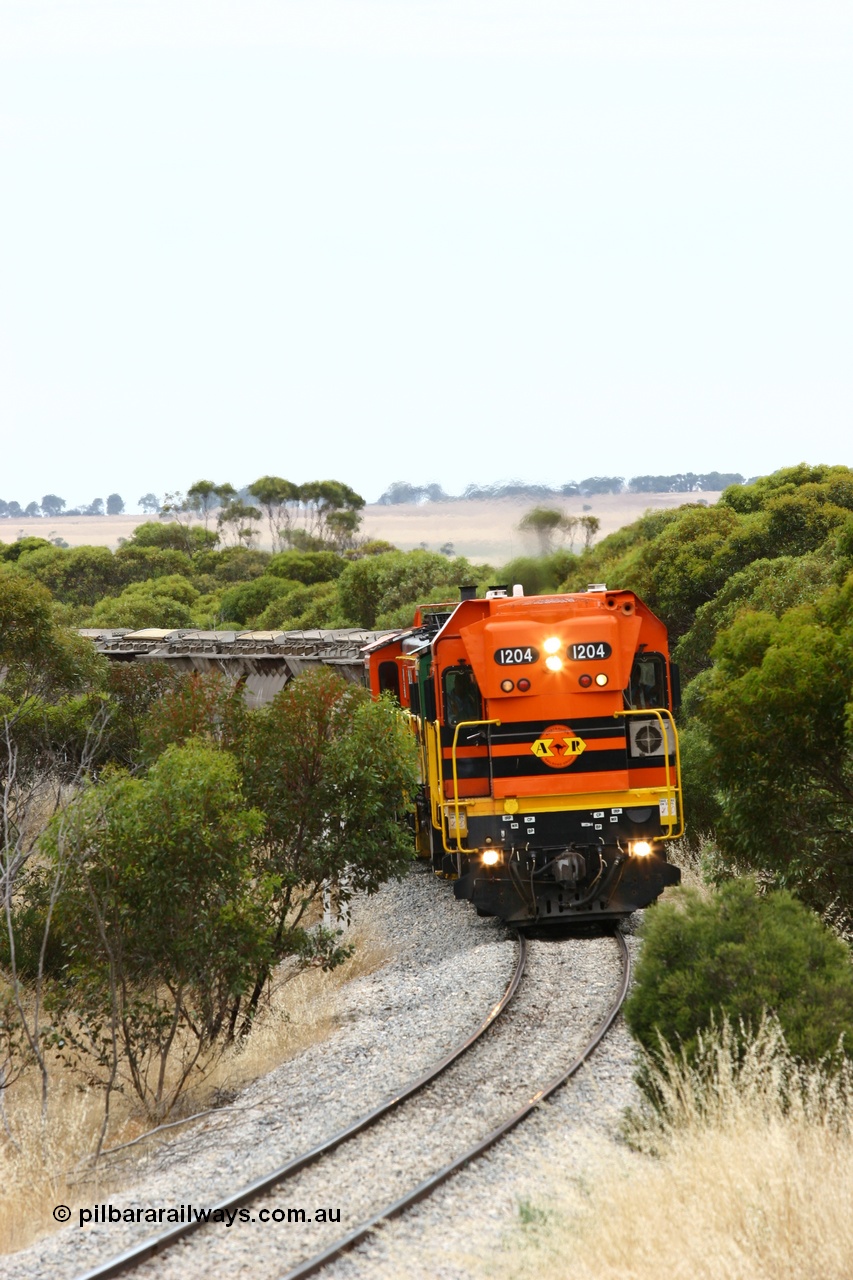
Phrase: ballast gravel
[
  {"left": 324, "top": 933, "right": 645, "bottom": 1280},
  {"left": 5, "top": 870, "right": 514, "bottom": 1280},
  {"left": 5, "top": 872, "right": 645, "bottom": 1280}
]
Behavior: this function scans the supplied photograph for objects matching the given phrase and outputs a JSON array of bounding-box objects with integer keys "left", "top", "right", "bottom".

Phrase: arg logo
[{"left": 530, "top": 725, "right": 586, "bottom": 770}]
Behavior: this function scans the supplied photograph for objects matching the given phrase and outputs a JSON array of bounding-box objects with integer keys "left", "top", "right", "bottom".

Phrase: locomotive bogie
[{"left": 453, "top": 843, "right": 681, "bottom": 924}]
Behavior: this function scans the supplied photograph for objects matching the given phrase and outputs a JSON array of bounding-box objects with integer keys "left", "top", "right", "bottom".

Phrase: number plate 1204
[
  {"left": 494, "top": 646, "right": 539, "bottom": 665},
  {"left": 568, "top": 641, "right": 612, "bottom": 661}
]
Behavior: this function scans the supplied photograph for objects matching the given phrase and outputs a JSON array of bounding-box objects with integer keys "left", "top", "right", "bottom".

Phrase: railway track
[
  {"left": 72, "top": 928, "right": 630, "bottom": 1280},
  {"left": 73, "top": 932, "right": 528, "bottom": 1280},
  {"left": 282, "top": 929, "right": 630, "bottom": 1280}
]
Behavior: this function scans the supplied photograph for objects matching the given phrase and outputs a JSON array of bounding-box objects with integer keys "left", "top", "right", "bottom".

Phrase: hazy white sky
[{"left": 2, "top": 1, "right": 851, "bottom": 510}]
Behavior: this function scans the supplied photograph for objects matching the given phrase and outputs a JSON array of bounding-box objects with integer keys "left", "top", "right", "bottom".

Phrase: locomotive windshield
[
  {"left": 625, "top": 653, "right": 667, "bottom": 710},
  {"left": 443, "top": 665, "right": 482, "bottom": 726}
]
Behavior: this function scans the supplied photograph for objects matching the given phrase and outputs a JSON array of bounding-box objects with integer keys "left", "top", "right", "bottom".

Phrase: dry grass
[
  {"left": 0, "top": 1070, "right": 112, "bottom": 1255},
  {"left": 0, "top": 921, "right": 393, "bottom": 1255},
  {"left": 664, "top": 835, "right": 712, "bottom": 895},
  {"left": 201, "top": 925, "right": 393, "bottom": 1100},
  {"left": 494, "top": 1022, "right": 853, "bottom": 1280}
]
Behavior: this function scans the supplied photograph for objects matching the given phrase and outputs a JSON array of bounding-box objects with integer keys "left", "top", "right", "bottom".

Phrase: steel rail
[
  {"left": 72, "top": 933, "right": 528, "bottom": 1280},
  {"left": 278, "top": 929, "right": 631, "bottom": 1280}
]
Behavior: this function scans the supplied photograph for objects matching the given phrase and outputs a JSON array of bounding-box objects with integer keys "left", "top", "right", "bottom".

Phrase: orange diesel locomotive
[{"left": 366, "top": 584, "right": 682, "bottom": 925}]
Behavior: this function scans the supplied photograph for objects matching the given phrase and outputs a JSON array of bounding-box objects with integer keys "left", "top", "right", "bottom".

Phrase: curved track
[
  {"left": 73, "top": 933, "right": 528, "bottom": 1280},
  {"left": 280, "top": 929, "right": 630, "bottom": 1280}
]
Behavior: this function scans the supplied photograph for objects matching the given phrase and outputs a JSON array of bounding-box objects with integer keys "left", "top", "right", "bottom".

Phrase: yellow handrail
[
  {"left": 613, "top": 707, "right": 684, "bottom": 840},
  {"left": 447, "top": 718, "right": 502, "bottom": 853},
  {"left": 426, "top": 720, "right": 444, "bottom": 833}
]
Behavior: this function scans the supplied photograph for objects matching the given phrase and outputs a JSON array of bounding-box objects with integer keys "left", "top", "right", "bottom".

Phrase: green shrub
[
  {"left": 674, "top": 552, "right": 835, "bottom": 680},
  {"left": 0, "top": 536, "right": 53, "bottom": 561},
  {"left": 16, "top": 545, "right": 124, "bottom": 605},
  {"left": 499, "top": 551, "right": 578, "bottom": 597},
  {"left": 255, "top": 580, "right": 340, "bottom": 630},
  {"left": 336, "top": 549, "right": 484, "bottom": 628},
  {"left": 127, "top": 520, "right": 218, "bottom": 552},
  {"left": 625, "top": 878, "right": 853, "bottom": 1064},
  {"left": 267, "top": 550, "right": 346, "bottom": 584},
  {"left": 676, "top": 715, "right": 723, "bottom": 835},
  {"left": 87, "top": 576, "right": 200, "bottom": 630},
  {"left": 113, "top": 544, "right": 194, "bottom": 583},
  {"left": 210, "top": 547, "right": 271, "bottom": 581},
  {"left": 219, "top": 574, "right": 298, "bottom": 626},
  {"left": 375, "top": 588, "right": 460, "bottom": 630}
]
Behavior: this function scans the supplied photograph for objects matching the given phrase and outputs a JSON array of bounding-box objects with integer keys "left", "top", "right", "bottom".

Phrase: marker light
[
  {"left": 482, "top": 849, "right": 500, "bottom": 866},
  {"left": 545, "top": 656, "right": 563, "bottom": 672},
  {"left": 632, "top": 841, "right": 652, "bottom": 857},
  {"left": 517, "top": 678, "right": 531, "bottom": 691},
  {"left": 500, "top": 679, "right": 514, "bottom": 692},
  {"left": 594, "top": 673, "right": 608, "bottom": 686},
  {"left": 578, "top": 674, "right": 592, "bottom": 688},
  {"left": 543, "top": 636, "right": 561, "bottom": 654}
]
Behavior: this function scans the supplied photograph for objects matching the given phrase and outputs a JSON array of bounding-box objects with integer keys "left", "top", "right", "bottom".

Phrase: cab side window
[
  {"left": 626, "top": 654, "right": 667, "bottom": 710},
  {"left": 378, "top": 661, "right": 401, "bottom": 701},
  {"left": 442, "top": 665, "right": 482, "bottom": 727}
]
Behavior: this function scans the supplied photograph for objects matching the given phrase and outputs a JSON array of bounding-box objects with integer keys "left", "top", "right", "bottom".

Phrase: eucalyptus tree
[{"left": 248, "top": 475, "right": 301, "bottom": 550}]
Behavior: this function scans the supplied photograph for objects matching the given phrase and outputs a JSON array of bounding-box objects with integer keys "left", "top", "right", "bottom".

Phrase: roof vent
[
  {"left": 486, "top": 584, "right": 508, "bottom": 599},
  {"left": 586, "top": 583, "right": 607, "bottom": 592}
]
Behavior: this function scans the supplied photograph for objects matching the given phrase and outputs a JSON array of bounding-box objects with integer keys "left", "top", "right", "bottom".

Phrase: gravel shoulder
[
  {"left": 4, "top": 870, "right": 515, "bottom": 1280},
  {"left": 5, "top": 874, "right": 643, "bottom": 1280}
]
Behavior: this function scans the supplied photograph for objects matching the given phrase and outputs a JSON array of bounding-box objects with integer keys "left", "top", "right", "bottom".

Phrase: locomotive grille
[{"left": 627, "top": 717, "right": 673, "bottom": 757}]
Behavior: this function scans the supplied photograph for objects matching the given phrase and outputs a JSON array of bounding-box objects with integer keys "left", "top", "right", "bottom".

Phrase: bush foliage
[
  {"left": 0, "top": 562, "right": 419, "bottom": 1121},
  {"left": 2, "top": 664, "right": 417, "bottom": 1119},
  {"left": 625, "top": 879, "right": 853, "bottom": 1065},
  {"left": 563, "top": 462, "right": 853, "bottom": 924}
]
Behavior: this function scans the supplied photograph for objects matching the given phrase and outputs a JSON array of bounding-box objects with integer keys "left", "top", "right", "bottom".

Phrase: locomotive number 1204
[
  {"left": 569, "top": 641, "right": 612, "bottom": 660},
  {"left": 494, "top": 646, "right": 539, "bottom": 665}
]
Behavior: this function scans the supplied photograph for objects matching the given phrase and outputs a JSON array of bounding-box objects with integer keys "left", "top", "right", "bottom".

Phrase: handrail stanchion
[{"left": 613, "top": 707, "right": 684, "bottom": 840}]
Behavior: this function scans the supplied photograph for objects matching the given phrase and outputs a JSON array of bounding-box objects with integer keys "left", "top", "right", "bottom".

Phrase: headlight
[
  {"left": 545, "top": 655, "right": 563, "bottom": 672},
  {"left": 632, "top": 840, "right": 652, "bottom": 857},
  {"left": 482, "top": 848, "right": 500, "bottom": 866}
]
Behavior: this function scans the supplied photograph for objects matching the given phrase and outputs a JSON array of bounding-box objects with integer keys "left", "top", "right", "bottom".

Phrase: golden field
[{"left": 2, "top": 491, "right": 721, "bottom": 565}]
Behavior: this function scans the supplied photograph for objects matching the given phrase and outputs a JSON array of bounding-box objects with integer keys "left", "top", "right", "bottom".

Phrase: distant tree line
[
  {"left": 377, "top": 473, "right": 746, "bottom": 503},
  {"left": 1, "top": 480, "right": 367, "bottom": 547},
  {"left": 157, "top": 477, "right": 367, "bottom": 553},
  {"left": 4, "top": 472, "right": 751, "bottom": 520},
  {"left": 0, "top": 494, "right": 126, "bottom": 518},
  {"left": 627, "top": 472, "right": 746, "bottom": 493}
]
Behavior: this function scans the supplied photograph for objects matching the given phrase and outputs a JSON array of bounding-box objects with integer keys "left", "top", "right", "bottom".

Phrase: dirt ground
[{"left": 2, "top": 491, "right": 720, "bottom": 566}]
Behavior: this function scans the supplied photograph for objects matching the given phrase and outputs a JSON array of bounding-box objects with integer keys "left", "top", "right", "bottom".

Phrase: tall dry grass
[
  {"left": 0, "top": 923, "right": 392, "bottom": 1255},
  {"left": 665, "top": 833, "right": 722, "bottom": 896},
  {"left": 496, "top": 1020, "right": 853, "bottom": 1280},
  {"left": 202, "top": 925, "right": 392, "bottom": 1099}
]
